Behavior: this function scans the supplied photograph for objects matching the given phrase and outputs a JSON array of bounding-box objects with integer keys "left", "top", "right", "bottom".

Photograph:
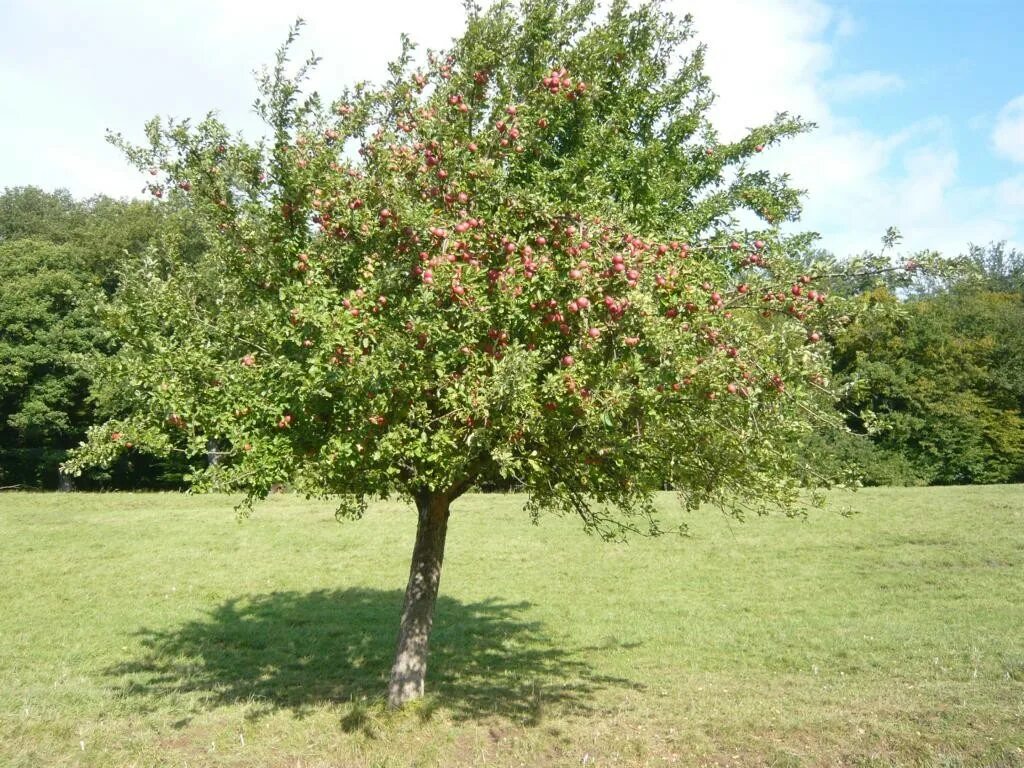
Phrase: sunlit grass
[{"left": 1, "top": 486, "right": 1022, "bottom": 766}]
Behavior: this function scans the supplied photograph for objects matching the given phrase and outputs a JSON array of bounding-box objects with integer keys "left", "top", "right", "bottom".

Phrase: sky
[{"left": 2, "top": 0, "right": 1022, "bottom": 258}]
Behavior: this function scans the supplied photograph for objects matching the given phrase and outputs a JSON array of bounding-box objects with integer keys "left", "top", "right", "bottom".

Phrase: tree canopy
[
  {"left": 832, "top": 244, "right": 1024, "bottom": 485},
  {"left": 68, "top": 2, "right": 847, "bottom": 521},
  {"left": 64, "top": 0, "right": 927, "bottom": 703},
  {"left": 0, "top": 186, "right": 201, "bottom": 489}
]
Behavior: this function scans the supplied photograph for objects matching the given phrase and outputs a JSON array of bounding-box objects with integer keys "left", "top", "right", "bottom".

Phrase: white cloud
[
  {"left": 0, "top": 0, "right": 466, "bottom": 199},
  {"left": 682, "top": 0, "right": 834, "bottom": 139},
  {"left": 1, "top": 0, "right": 1020, "bottom": 253},
  {"left": 826, "top": 70, "right": 905, "bottom": 101},
  {"left": 677, "top": 0, "right": 1021, "bottom": 255},
  {"left": 996, "top": 175, "right": 1024, "bottom": 208},
  {"left": 992, "top": 95, "right": 1024, "bottom": 164},
  {"left": 833, "top": 8, "right": 858, "bottom": 39}
]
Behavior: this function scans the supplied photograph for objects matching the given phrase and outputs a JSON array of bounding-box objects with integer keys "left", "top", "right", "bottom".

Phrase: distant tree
[
  {"left": 0, "top": 187, "right": 85, "bottom": 245},
  {"left": 0, "top": 239, "right": 101, "bottom": 486},
  {"left": 833, "top": 272, "right": 1024, "bottom": 485},
  {"left": 68, "top": 1, "right": 925, "bottom": 705},
  {"left": 964, "top": 241, "right": 1024, "bottom": 293},
  {"left": 0, "top": 187, "right": 201, "bottom": 487}
]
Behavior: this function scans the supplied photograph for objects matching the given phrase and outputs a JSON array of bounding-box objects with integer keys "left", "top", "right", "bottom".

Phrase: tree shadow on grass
[{"left": 108, "top": 589, "right": 643, "bottom": 726}]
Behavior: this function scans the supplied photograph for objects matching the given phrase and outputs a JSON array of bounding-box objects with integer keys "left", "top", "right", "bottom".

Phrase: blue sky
[
  {"left": 1, "top": 0, "right": 1022, "bottom": 258},
  {"left": 827, "top": 0, "right": 1024, "bottom": 194}
]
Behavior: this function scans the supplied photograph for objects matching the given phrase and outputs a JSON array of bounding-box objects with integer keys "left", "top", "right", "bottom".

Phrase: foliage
[
  {"left": 795, "top": 428, "right": 926, "bottom": 487},
  {"left": 0, "top": 187, "right": 199, "bottom": 488},
  {"left": 962, "top": 240, "right": 1024, "bottom": 293},
  {"left": 0, "top": 186, "right": 85, "bottom": 244},
  {"left": 831, "top": 244, "right": 1024, "bottom": 485},
  {"left": 67, "top": 1, "right": 870, "bottom": 533},
  {"left": 0, "top": 239, "right": 101, "bottom": 485}
]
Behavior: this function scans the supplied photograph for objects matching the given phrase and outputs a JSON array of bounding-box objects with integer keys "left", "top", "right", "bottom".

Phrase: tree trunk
[
  {"left": 387, "top": 491, "right": 451, "bottom": 707},
  {"left": 57, "top": 468, "right": 75, "bottom": 492},
  {"left": 206, "top": 439, "right": 221, "bottom": 467}
]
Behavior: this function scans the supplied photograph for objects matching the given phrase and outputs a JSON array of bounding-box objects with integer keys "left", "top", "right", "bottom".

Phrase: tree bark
[
  {"left": 57, "top": 468, "right": 75, "bottom": 492},
  {"left": 387, "top": 491, "right": 451, "bottom": 707},
  {"left": 206, "top": 438, "right": 221, "bottom": 467}
]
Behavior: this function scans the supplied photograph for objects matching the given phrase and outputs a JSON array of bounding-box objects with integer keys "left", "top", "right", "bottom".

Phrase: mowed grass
[{"left": 1, "top": 487, "right": 1022, "bottom": 767}]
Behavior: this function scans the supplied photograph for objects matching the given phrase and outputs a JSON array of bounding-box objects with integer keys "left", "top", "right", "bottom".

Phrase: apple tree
[{"left": 68, "top": 0, "right": 863, "bottom": 706}]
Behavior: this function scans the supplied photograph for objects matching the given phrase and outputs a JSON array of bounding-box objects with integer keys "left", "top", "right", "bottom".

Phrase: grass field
[{"left": 1, "top": 487, "right": 1022, "bottom": 767}]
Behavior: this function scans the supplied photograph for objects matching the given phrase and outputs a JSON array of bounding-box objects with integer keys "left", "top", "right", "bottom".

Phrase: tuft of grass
[{"left": 0, "top": 486, "right": 1022, "bottom": 766}]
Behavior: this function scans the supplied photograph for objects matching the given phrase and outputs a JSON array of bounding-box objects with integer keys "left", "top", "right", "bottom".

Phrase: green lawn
[{"left": 1, "top": 487, "right": 1022, "bottom": 767}]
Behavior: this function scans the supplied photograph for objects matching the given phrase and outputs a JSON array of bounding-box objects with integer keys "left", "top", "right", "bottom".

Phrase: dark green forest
[
  {"left": 2, "top": 186, "right": 1022, "bottom": 490},
  {"left": 0, "top": 187, "right": 202, "bottom": 489}
]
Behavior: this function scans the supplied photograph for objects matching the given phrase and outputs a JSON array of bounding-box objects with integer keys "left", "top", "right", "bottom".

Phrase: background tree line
[
  {"left": 0, "top": 186, "right": 203, "bottom": 489},
  {"left": 2, "top": 186, "right": 1022, "bottom": 489},
  {"left": 821, "top": 241, "right": 1024, "bottom": 485}
]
